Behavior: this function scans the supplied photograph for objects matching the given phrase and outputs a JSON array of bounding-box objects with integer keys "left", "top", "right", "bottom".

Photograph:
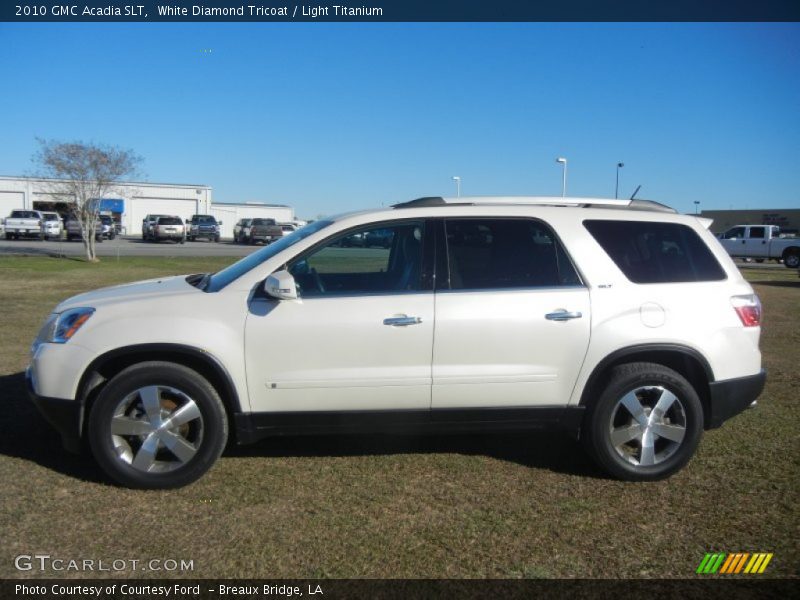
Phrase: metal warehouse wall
[
  {"left": 0, "top": 176, "right": 212, "bottom": 235},
  {"left": 701, "top": 209, "right": 800, "bottom": 234}
]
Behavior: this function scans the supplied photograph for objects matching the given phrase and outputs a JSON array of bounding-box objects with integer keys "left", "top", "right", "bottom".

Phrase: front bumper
[
  {"left": 26, "top": 367, "right": 82, "bottom": 453},
  {"left": 707, "top": 369, "right": 767, "bottom": 429}
]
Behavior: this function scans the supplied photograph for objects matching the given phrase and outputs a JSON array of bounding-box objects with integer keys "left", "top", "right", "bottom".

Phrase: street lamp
[
  {"left": 615, "top": 162, "right": 624, "bottom": 199},
  {"left": 556, "top": 157, "right": 567, "bottom": 197},
  {"left": 452, "top": 176, "right": 461, "bottom": 198},
  {"left": 694, "top": 200, "right": 700, "bottom": 215}
]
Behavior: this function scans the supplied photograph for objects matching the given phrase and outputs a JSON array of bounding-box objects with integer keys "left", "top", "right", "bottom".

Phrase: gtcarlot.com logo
[
  {"left": 14, "top": 554, "right": 194, "bottom": 572},
  {"left": 697, "top": 552, "right": 773, "bottom": 575}
]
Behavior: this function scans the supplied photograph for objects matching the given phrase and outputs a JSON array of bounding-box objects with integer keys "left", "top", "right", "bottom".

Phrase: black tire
[
  {"left": 88, "top": 362, "right": 228, "bottom": 489},
  {"left": 582, "top": 362, "right": 703, "bottom": 481},
  {"left": 782, "top": 251, "right": 800, "bottom": 269}
]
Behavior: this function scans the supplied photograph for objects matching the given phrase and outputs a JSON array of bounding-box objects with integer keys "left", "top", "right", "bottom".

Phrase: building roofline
[
  {"left": 0, "top": 175, "right": 211, "bottom": 190},
  {"left": 212, "top": 201, "right": 291, "bottom": 208}
]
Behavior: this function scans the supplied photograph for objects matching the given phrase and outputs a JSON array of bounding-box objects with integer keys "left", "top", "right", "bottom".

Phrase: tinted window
[
  {"left": 444, "top": 219, "right": 581, "bottom": 290},
  {"left": 584, "top": 220, "right": 726, "bottom": 284},
  {"left": 289, "top": 222, "right": 423, "bottom": 296},
  {"left": 749, "top": 227, "right": 766, "bottom": 239},
  {"left": 157, "top": 217, "right": 182, "bottom": 225},
  {"left": 722, "top": 227, "right": 746, "bottom": 239},
  {"left": 252, "top": 218, "right": 276, "bottom": 226}
]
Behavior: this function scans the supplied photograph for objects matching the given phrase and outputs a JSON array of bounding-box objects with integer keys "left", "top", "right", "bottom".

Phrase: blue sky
[{"left": 0, "top": 22, "right": 798, "bottom": 218}]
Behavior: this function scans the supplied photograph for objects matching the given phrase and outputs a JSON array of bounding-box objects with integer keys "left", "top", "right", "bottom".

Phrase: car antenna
[{"left": 630, "top": 185, "right": 642, "bottom": 200}]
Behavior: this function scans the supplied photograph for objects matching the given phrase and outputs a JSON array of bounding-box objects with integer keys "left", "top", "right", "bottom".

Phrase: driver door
[{"left": 244, "top": 220, "right": 434, "bottom": 413}]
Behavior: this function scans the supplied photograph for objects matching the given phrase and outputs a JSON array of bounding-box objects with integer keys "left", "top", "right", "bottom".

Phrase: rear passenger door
[
  {"left": 431, "top": 218, "right": 591, "bottom": 408},
  {"left": 744, "top": 226, "right": 769, "bottom": 259}
]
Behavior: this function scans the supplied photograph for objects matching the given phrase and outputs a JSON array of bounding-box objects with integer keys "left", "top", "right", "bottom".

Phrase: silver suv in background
[
  {"left": 150, "top": 216, "right": 186, "bottom": 243},
  {"left": 142, "top": 214, "right": 169, "bottom": 240}
]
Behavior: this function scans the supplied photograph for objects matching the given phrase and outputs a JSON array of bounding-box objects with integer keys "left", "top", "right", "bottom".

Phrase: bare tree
[{"left": 34, "top": 139, "right": 142, "bottom": 262}]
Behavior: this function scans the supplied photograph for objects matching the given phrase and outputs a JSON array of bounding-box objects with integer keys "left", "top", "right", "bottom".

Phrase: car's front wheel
[
  {"left": 582, "top": 362, "right": 703, "bottom": 481},
  {"left": 88, "top": 362, "right": 228, "bottom": 489}
]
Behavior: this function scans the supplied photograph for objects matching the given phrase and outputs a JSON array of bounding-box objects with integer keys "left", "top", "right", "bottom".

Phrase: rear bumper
[
  {"left": 707, "top": 369, "right": 767, "bottom": 429},
  {"left": 26, "top": 368, "right": 82, "bottom": 453}
]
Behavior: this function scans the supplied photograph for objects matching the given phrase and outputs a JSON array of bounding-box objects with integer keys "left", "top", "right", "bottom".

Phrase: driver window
[{"left": 289, "top": 222, "right": 423, "bottom": 297}]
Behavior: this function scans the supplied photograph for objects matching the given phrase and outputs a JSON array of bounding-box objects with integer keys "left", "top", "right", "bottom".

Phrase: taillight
[{"left": 731, "top": 294, "right": 762, "bottom": 327}]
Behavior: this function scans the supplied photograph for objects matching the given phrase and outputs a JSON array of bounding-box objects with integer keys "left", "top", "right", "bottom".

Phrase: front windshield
[{"left": 206, "top": 220, "right": 333, "bottom": 292}]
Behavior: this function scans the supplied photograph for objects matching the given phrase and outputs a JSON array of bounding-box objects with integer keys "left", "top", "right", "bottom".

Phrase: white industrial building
[{"left": 0, "top": 176, "right": 294, "bottom": 239}]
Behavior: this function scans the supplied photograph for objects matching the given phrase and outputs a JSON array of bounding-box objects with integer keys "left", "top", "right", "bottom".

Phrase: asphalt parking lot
[{"left": 0, "top": 236, "right": 259, "bottom": 258}]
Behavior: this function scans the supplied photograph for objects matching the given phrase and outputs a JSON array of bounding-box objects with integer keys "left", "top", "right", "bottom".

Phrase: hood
[{"left": 56, "top": 275, "right": 198, "bottom": 312}]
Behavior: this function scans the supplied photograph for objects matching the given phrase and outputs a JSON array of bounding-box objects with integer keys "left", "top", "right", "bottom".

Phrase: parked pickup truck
[
  {"left": 187, "top": 214, "right": 221, "bottom": 242},
  {"left": 717, "top": 224, "right": 800, "bottom": 268},
  {"left": 4, "top": 209, "right": 44, "bottom": 240},
  {"left": 249, "top": 218, "right": 283, "bottom": 245}
]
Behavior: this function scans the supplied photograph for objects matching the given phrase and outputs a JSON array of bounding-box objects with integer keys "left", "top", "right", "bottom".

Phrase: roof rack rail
[
  {"left": 391, "top": 197, "right": 446, "bottom": 208},
  {"left": 392, "top": 196, "right": 676, "bottom": 214}
]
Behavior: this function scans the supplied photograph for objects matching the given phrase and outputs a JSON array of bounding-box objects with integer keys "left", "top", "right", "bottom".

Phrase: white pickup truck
[
  {"left": 4, "top": 209, "right": 44, "bottom": 240},
  {"left": 718, "top": 224, "right": 800, "bottom": 268}
]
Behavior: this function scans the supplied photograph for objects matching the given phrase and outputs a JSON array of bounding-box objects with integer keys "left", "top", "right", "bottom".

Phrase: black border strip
[{"left": 3, "top": 1, "right": 800, "bottom": 23}]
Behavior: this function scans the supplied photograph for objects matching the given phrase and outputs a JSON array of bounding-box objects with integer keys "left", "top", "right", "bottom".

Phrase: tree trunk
[{"left": 87, "top": 229, "right": 98, "bottom": 262}]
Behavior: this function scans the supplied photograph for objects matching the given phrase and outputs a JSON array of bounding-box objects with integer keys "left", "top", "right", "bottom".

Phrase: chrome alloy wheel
[
  {"left": 609, "top": 385, "right": 687, "bottom": 467},
  {"left": 110, "top": 385, "right": 204, "bottom": 473}
]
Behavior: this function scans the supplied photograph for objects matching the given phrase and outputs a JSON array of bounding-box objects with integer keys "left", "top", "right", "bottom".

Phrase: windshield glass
[
  {"left": 207, "top": 220, "right": 333, "bottom": 292},
  {"left": 195, "top": 215, "right": 216, "bottom": 224}
]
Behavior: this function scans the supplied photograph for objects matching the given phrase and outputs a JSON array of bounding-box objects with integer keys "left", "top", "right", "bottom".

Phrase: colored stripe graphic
[{"left": 701, "top": 552, "right": 773, "bottom": 575}]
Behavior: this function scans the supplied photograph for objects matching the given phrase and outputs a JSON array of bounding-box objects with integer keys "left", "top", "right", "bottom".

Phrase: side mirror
[{"left": 264, "top": 270, "right": 298, "bottom": 300}]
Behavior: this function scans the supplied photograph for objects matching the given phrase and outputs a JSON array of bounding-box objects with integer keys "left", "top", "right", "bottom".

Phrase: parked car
[
  {"left": 717, "top": 224, "right": 800, "bottom": 268},
  {"left": 187, "top": 215, "right": 221, "bottom": 242},
  {"left": 233, "top": 218, "right": 253, "bottom": 244},
  {"left": 99, "top": 215, "right": 117, "bottom": 240},
  {"left": 40, "top": 211, "right": 64, "bottom": 240},
  {"left": 142, "top": 214, "right": 169, "bottom": 240},
  {"left": 4, "top": 209, "right": 44, "bottom": 240},
  {"left": 151, "top": 216, "right": 186, "bottom": 243},
  {"left": 28, "top": 195, "right": 766, "bottom": 489},
  {"left": 279, "top": 223, "right": 298, "bottom": 237},
  {"left": 65, "top": 218, "right": 103, "bottom": 242},
  {"left": 249, "top": 218, "right": 283, "bottom": 245}
]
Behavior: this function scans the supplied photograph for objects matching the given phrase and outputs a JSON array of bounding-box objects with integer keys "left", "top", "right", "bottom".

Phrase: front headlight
[{"left": 52, "top": 307, "right": 95, "bottom": 343}]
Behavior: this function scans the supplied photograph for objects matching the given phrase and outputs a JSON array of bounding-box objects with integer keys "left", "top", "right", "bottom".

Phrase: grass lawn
[{"left": 0, "top": 256, "right": 797, "bottom": 579}]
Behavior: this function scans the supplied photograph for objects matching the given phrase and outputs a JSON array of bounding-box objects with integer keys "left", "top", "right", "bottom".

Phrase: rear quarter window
[{"left": 584, "top": 220, "right": 726, "bottom": 283}]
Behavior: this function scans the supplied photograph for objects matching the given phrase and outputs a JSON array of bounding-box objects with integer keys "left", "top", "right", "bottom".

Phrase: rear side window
[
  {"left": 584, "top": 220, "right": 726, "bottom": 283},
  {"left": 444, "top": 219, "right": 582, "bottom": 290}
]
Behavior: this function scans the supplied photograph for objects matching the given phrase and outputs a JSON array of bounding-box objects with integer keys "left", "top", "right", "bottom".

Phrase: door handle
[
  {"left": 383, "top": 316, "right": 422, "bottom": 326},
  {"left": 545, "top": 310, "right": 582, "bottom": 321}
]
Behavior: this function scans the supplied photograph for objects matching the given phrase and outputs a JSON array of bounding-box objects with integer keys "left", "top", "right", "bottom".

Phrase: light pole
[
  {"left": 556, "top": 157, "right": 567, "bottom": 197},
  {"left": 694, "top": 200, "right": 700, "bottom": 215},
  {"left": 452, "top": 176, "right": 461, "bottom": 198},
  {"left": 615, "top": 162, "right": 624, "bottom": 199}
]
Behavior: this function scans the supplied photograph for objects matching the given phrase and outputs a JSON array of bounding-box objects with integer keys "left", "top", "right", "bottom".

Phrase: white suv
[{"left": 28, "top": 196, "right": 766, "bottom": 489}]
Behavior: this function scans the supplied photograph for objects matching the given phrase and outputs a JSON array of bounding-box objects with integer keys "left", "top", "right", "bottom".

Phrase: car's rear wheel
[
  {"left": 582, "top": 362, "right": 703, "bottom": 481},
  {"left": 88, "top": 362, "right": 228, "bottom": 489},
  {"left": 783, "top": 250, "right": 800, "bottom": 269}
]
